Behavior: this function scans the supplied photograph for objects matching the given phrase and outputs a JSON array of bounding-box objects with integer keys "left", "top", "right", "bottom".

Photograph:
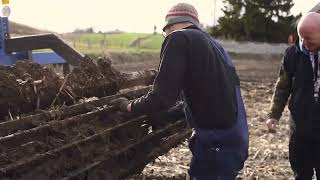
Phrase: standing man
[
  {"left": 267, "top": 12, "right": 320, "bottom": 180},
  {"left": 116, "top": 3, "right": 249, "bottom": 179}
]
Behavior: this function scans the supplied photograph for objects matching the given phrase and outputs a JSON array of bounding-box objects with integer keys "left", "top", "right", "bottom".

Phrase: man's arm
[
  {"left": 266, "top": 59, "right": 292, "bottom": 131},
  {"left": 268, "top": 69, "right": 291, "bottom": 120},
  {"left": 130, "top": 32, "right": 188, "bottom": 115}
]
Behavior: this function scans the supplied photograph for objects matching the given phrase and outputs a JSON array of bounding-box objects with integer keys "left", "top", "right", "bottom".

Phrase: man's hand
[
  {"left": 110, "top": 97, "right": 131, "bottom": 112},
  {"left": 266, "top": 118, "right": 278, "bottom": 132}
]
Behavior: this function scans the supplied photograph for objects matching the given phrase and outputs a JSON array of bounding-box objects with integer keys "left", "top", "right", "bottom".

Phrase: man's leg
[{"left": 289, "top": 134, "right": 314, "bottom": 180}]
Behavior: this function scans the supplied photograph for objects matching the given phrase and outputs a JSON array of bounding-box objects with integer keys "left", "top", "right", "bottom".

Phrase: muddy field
[{"left": 0, "top": 52, "right": 296, "bottom": 180}]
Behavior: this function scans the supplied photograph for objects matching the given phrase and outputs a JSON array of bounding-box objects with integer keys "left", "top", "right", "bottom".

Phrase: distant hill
[{"left": 9, "top": 21, "right": 51, "bottom": 36}]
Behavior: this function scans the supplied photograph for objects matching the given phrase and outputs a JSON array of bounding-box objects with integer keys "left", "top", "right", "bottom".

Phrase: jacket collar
[
  {"left": 184, "top": 24, "right": 201, "bottom": 31},
  {"left": 295, "top": 39, "right": 320, "bottom": 58},
  {"left": 295, "top": 39, "right": 310, "bottom": 58}
]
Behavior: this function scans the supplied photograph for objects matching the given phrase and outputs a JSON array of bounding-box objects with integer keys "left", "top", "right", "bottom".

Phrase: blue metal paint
[
  {"left": 32, "top": 52, "right": 65, "bottom": 64},
  {"left": 0, "top": 16, "right": 67, "bottom": 65}
]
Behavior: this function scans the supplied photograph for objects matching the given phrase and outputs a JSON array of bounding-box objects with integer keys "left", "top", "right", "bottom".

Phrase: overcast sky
[{"left": 6, "top": 0, "right": 319, "bottom": 33}]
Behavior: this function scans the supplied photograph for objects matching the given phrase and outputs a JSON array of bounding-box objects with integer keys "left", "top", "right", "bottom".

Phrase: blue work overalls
[{"left": 186, "top": 33, "right": 249, "bottom": 180}]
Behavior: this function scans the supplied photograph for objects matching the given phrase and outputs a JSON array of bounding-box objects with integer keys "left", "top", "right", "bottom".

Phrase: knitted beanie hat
[{"left": 163, "top": 3, "right": 199, "bottom": 31}]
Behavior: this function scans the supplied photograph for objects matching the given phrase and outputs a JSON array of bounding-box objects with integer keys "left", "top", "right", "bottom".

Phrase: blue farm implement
[{"left": 0, "top": 16, "right": 85, "bottom": 74}]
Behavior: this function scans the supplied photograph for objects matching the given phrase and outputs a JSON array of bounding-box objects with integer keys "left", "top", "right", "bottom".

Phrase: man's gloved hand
[
  {"left": 266, "top": 118, "right": 278, "bottom": 133},
  {"left": 110, "top": 97, "right": 131, "bottom": 112}
]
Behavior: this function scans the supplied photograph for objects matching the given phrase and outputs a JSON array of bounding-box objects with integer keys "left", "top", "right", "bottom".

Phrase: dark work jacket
[
  {"left": 131, "top": 25, "right": 240, "bottom": 129},
  {"left": 283, "top": 42, "right": 320, "bottom": 136},
  {"left": 131, "top": 25, "right": 249, "bottom": 175}
]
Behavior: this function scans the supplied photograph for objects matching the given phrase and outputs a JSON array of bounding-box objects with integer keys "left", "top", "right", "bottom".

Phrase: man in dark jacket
[
  {"left": 117, "top": 3, "right": 249, "bottom": 179},
  {"left": 267, "top": 12, "right": 320, "bottom": 180}
]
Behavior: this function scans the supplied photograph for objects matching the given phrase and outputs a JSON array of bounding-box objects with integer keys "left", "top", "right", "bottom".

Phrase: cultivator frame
[
  {"left": 0, "top": 2, "right": 191, "bottom": 179},
  {"left": 0, "top": 84, "right": 191, "bottom": 180},
  {"left": 0, "top": 16, "right": 85, "bottom": 68}
]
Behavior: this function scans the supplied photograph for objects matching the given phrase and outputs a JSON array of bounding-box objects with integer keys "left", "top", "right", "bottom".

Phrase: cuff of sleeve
[{"left": 130, "top": 100, "right": 139, "bottom": 114}]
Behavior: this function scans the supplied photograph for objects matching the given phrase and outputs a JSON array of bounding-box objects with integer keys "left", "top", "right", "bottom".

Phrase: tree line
[{"left": 209, "top": 0, "right": 301, "bottom": 43}]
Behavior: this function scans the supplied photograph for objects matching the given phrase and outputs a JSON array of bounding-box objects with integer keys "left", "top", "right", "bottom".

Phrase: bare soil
[{"left": 108, "top": 51, "right": 282, "bottom": 83}]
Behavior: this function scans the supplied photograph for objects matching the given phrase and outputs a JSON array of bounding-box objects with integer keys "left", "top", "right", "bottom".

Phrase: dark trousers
[
  {"left": 289, "top": 134, "right": 320, "bottom": 180},
  {"left": 187, "top": 131, "right": 246, "bottom": 179}
]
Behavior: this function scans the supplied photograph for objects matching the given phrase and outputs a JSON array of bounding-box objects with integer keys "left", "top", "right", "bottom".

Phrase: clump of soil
[
  {"left": 66, "top": 56, "right": 122, "bottom": 99},
  {"left": 0, "top": 61, "right": 61, "bottom": 118},
  {"left": 0, "top": 57, "right": 124, "bottom": 120}
]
